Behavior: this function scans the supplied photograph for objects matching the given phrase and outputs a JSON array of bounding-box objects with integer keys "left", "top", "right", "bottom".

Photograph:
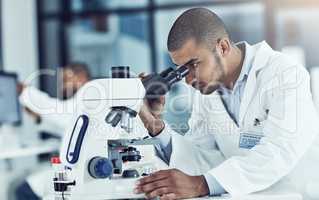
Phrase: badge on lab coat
[
  {"left": 239, "top": 131, "right": 263, "bottom": 149},
  {"left": 239, "top": 118, "right": 264, "bottom": 149}
]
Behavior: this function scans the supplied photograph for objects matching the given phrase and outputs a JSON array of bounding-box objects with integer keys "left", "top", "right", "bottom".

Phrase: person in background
[
  {"left": 15, "top": 62, "right": 91, "bottom": 200},
  {"left": 17, "top": 62, "right": 91, "bottom": 135}
]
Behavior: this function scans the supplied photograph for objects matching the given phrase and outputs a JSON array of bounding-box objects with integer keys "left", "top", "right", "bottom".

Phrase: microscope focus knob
[
  {"left": 88, "top": 157, "right": 113, "bottom": 179},
  {"left": 122, "top": 169, "right": 140, "bottom": 178}
]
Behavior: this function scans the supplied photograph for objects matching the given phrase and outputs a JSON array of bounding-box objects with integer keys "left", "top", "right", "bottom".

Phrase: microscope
[{"left": 54, "top": 65, "right": 188, "bottom": 200}]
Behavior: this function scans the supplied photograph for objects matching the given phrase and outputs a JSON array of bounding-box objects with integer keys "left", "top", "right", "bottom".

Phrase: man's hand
[
  {"left": 138, "top": 73, "right": 166, "bottom": 136},
  {"left": 134, "top": 169, "right": 209, "bottom": 200}
]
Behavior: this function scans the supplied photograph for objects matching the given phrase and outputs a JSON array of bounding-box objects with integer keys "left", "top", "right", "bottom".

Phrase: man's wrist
[
  {"left": 196, "top": 175, "right": 210, "bottom": 197},
  {"left": 148, "top": 119, "right": 165, "bottom": 137}
]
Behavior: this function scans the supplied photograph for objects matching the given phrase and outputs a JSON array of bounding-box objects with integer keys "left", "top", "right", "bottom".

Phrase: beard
[
  {"left": 196, "top": 54, "right": 225, "bottom": 95},
  {"left": 199, "top": 82, "right": 221, "bottom": 94},
  {"left": 191, "top": 80, "right": 220, "bottom": 94}
]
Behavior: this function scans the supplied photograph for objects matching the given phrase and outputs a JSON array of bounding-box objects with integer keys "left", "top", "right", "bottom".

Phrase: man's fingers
[
  {"left": 137, "top": 170, "right": 170, "bottom": 185},
  {"left": 138, "top": 178, "right": 171, "bottom": 193},
  {"left": 138, "top": 72, "right": 147, "bottom": 79},
  {"left": 138, "top": 72, "right": 145, "bottom": 77},
  {"left": 160, "top": 193, "right": 177, "bottom": 200},
  {"left": 146, "top": 187, "right": 173, "bottom": 199}
]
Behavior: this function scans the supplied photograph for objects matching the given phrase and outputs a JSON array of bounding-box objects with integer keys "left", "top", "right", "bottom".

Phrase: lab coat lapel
[
  {"left": 212, "top": 94, "right": 243, "bottom": 158},
  {"left": 238, "top": 41, "right": 274, "bottom": 126},
  {"left": 215, "top": 42, "right": 275, "bottom": 158}
]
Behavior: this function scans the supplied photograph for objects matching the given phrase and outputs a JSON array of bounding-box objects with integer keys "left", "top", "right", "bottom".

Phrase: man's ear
[{"left": 217, "top": 38, "right": 231, "bottom": 57}]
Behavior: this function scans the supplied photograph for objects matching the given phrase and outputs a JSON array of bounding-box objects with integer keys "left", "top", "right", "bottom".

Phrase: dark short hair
[
  {"left": 167, "top": 8, "right": 229, "bottom": 52},
  {"left": 64, "top": 62, "right": 91, "bottom": 79}
]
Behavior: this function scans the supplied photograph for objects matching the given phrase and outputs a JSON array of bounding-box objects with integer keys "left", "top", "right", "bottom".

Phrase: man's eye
[{"left": 192, "top": 62, "right": 200, "bottom": 68}]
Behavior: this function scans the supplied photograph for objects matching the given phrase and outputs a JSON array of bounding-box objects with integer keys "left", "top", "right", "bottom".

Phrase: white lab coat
[
  {"left": 19, "top": 86, "right": 77, "bottom": 136},
  {"left": 163, "top": 41, "right": 319, "bottom": 199}
]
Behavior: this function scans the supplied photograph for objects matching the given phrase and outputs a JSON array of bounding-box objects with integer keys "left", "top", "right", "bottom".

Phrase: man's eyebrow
[
  {"left": 182, "top": 58, "right": 198, "bottom": 67},
  {"left": 174, "top": 58, "right": 198, "bottom": 68}
]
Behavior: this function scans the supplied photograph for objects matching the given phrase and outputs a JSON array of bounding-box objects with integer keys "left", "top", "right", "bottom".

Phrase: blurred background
[{"left": 1, "top": 0, "right": 319, "bottom": 199}]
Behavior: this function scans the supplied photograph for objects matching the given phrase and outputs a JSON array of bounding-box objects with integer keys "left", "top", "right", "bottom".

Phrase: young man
[
  {"left": 136, "top": 8, "right": 319, "bottom": 200},
  {"left": 18, "top": 62, "right": 91, "bottom": 133}
]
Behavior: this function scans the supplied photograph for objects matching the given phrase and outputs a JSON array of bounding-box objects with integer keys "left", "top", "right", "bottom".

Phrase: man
[
  {"left": 16, "top": 62, "right": 91, "bottom": 200},
  {"left": 18, "top": 62, "right": 91, "bottom": 134},
  {"left": 136, "top": 8, "right": 319, "bottom": 200}
]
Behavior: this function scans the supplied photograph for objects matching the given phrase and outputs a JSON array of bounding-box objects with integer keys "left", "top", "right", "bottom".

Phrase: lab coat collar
[
  {"left": 238, "top": 41, "right": 275, "bottom": 126},
  {"left": 236, "top": 41, "right": 254, "bottom": 83},
  {"left": 217, "top": 41, "right": 253, "bottom": 95},
  {"left": 250, "top": 41, "right": 274, "bottom": 74}
]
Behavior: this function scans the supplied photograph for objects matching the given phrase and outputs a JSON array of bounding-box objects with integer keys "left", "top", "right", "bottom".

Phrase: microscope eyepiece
[
  {"left": 164, "top": 65, "right": 189, "bottom": 86},
  {"left": 105, "top": 66, "right": 189, "bottom": 132},
  {"left": 142, "top": 65, "right": 189, "bottom": 99}
]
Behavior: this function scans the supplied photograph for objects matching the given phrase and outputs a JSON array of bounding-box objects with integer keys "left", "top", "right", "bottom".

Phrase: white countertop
[
  {"left": 43, "top": 192, "right": 303, "bottom": 200},
  {"left": 191, "top": 192, "right": 303, "bottom": 200}
]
